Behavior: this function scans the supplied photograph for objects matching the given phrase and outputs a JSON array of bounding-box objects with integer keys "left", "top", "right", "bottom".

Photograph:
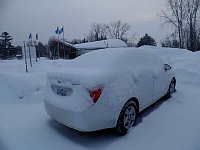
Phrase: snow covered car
[{"left": 44, "top": 48, "right": 176, "bottom": 135}]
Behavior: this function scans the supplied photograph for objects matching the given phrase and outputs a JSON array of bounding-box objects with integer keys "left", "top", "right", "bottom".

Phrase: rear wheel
[{"left": 116, "top": 101, "right": 137, "bottom": 136}]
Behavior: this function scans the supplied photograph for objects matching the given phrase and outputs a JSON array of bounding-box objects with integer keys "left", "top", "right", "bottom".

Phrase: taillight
[{"left": 89, "top": 88, "right": 103, "bottom": 103}]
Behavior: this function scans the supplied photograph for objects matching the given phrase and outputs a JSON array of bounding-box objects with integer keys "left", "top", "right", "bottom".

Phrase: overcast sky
[{"left": 0, "top": 0, "right": 173, "bottom": 46}]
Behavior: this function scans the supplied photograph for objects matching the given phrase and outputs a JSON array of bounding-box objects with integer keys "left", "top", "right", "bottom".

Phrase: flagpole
[
  {"left": 31, "top": 35, "right": 33, "bottom": 47},
  {"left": 28, "top": 33, "right": 32, "bottom": 67},
  {"left": 58, "top": 31, "right": 60, "bottom": 59},
  {"left": 35, "top": 33, "right": 38, "bottom": 62},
  {"left": 62, "top": 26, "right": 65, "bottom": 59},
  {"left": 23, "top": 41, "right": 28, "bottom": 73},
  {"left": 63, "top": 25, "right": 64, "bottom": 41},
  {"left": 28, "top": 43, "right": 32, "bottom": 67}
]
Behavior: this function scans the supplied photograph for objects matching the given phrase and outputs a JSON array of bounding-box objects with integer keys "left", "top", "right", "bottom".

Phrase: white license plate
[
  {"left": 51, "top": 85, "right": 73, "bottom": 96},
  {"left": 57, "top": 87, "right": 73, "bottom": 96}
]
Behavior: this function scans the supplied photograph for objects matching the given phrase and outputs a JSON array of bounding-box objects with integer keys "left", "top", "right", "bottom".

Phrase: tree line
[
  {"left": 71, "top": 20, "right": 157, "bottom": 47},
  {"left": 160, "top": 0, "right": 200, "bottom": 51},
  {"left": 73, "top": 0, "right": 200, "bottom": 51}
]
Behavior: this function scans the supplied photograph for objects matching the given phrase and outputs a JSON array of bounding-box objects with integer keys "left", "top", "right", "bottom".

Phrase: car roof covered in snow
[
  {"left": 47, "top": 47, "right": 165, "bottom": 85},
  {"left": 73, "top": 47, "right": 164, "bottom": 70}
]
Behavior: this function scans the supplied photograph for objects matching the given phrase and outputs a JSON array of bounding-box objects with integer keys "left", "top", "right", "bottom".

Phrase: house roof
[
  {"left": 48, "top": 37, "right": 77, "bottom": 49},
  {"left": 74, "top": 39, "right": 128, "bottom": 50},
  {"left": 48, "top": 38, "right": 128, "bottom": 51}
]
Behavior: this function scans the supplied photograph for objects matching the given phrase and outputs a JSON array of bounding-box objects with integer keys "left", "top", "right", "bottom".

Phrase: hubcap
[{"left": 123, "top": 106, "right": 136, "bottom": 130}]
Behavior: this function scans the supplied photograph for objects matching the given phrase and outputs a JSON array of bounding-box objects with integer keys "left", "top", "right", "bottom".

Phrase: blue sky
[{"left": 0, "top": 0, "right": 173, "bottom": 46}]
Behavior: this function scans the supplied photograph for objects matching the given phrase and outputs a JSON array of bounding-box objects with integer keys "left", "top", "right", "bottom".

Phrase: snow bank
[
  {"left": 0, "top": 59, "right": 70, "bottom": 101},
  {"left": 1, "top": 46, "right": 200, "bottom": 150},
  {"left": 0, "top": 73, "right": 44, "bottom": 99}
]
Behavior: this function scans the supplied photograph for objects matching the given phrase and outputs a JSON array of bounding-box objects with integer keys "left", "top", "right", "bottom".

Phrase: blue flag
[
  {"left": 36, "top": 33, "right": 38, "bottom": 40},
  {"left": 29, "top": 33, "right": 32, "bottom": 39},
  {"left": 55, "top": 27, "right": 59, "bottom": 34},
  {"left": 59, "top": 27, "right": 64, "bottom": 34}
]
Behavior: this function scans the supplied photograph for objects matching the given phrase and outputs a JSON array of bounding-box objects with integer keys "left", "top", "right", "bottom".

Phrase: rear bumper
[{"left": 44, "top": 100, "right": 115, "bottom": 132}]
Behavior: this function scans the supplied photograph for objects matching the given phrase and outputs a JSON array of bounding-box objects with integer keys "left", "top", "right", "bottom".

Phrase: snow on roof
[
  {"left": 74, "top": 39, "right": 128, "bottom": 50},
  {"left": 48, "top": 38, "right": 128, "bottom": 51},
  {"left": 48, "top": 37, "right": 77, "bottom": 49}
]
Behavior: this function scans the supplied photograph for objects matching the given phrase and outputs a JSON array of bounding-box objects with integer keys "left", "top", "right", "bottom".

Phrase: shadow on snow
[{"left": 47, "top": 94, "right": 175, "bottom": 149}]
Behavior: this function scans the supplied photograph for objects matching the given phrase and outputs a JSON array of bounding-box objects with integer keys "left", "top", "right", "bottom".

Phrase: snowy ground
[{"left": 0, "top": 46, "right": 200, "bottom": 150}]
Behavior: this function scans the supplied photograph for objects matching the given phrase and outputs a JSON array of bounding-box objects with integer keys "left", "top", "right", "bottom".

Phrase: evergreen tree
[
  {"left": 137, "top": 34, "right": 157, "bottom": 47},
  {"left": 0, "top": 32, "right": 13, "bottom": 49},
  {"left": 0, "top": 32, "right": 16, "bottom": 59},
  {"left": 0, "top": 39, "right": 2, "bottom": 49}
]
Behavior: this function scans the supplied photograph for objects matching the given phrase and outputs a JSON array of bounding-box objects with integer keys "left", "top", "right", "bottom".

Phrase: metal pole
[
  {"left": 23, "top": 41, "right": 28, "bottom": 73},
  {"left": 63, "top": 25, "right": 64, "bottom": 41},
  {"left": 64, "top": 45, "right": 65, "bottom": 59},
  {"left": 28, "top": 45, "right": 32, "bottom": 67},
  {"left": 58, "top": 34, "right": 60, "bottom": 59},
  {"left": 63, "top": 26, "right": 65, "bottom": 59},
  {"left": 36, "top": 33, "right": 38, "bottom": 61},
  {"left": 35, "top": 45, "right": 38, "bottom": 62}
]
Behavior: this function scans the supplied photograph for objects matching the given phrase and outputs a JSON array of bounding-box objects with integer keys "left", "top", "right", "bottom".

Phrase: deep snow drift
[{"left": 0, "top": 46, "right": 200, "bottom": 150}]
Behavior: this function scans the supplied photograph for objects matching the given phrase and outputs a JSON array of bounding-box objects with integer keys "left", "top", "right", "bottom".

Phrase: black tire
[
  {"left": 166, "top": 79, "right": 176, "bottom": 99},
  {"left": 116, "top": 101, "right": 137, "bottom": 136}
]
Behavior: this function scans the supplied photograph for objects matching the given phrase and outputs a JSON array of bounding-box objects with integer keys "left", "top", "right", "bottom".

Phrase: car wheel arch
[
  {"left": 129, "top": 97, "right": 140, "bottom": 113},
  {"left": 115, "top": 98, "right": 139, "bottom": 135},
  {"left": 115, "top": 97, "right": 140, "bottom": 126}
]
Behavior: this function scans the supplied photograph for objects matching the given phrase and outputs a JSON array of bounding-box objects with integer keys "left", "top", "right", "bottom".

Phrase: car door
[
  {"left": 134, "top": 72, "right": 154, "bottom": 109},
  {"left": 153, "top": 68, "right": 169, "bottom": 101}
]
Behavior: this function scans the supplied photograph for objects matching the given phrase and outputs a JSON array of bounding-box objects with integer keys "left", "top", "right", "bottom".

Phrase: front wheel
[
  {"left": 166, "top": 79, "right": 176, "bottom": 99},
  {"left": 116, "top": 101, "right": 137, "bottom": 136}
]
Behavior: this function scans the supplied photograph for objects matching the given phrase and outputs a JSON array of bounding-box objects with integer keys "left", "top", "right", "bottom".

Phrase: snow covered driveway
[{"left": 0, "top": 47, "right": 200, "bottom": 150}]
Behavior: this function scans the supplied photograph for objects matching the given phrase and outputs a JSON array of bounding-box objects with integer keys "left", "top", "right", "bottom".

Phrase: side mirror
[{"left": 164, "top": 64, "right": 172, "bottom": 71}]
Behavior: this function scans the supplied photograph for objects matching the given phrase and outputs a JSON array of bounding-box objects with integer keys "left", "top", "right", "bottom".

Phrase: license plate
[
  {"left": 51, "top": 85, "right": 73, "bottom": 96},
  {"left": 57, "top": 87, "right": 73, "bottom": 96}
]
